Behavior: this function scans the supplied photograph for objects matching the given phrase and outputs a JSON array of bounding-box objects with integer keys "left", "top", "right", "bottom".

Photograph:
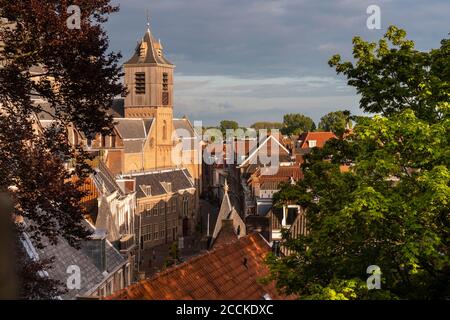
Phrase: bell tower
[
  {"left": 123, "top": 23, "right": 174, "bottom": 118},
  {"left": 123, "top": 23, "right": 175, "bottom": 167}
]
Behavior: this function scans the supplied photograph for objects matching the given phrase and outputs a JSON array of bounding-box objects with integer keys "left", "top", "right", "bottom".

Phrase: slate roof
[
  {"left": 108, "top": 99, "right": 125, "bottom": 118},
  {"left": 106, "top": 233, "right": 293, "bottom": 300},
  {"left": 125, "top": 29, "right": 173, "bottom": 66},
  {"left": 93, "top": 161, "right": 123, "bottom": 196},
  {"left": 124, "top": 168, "right": 195, "bottom": 199},
  {"left": 173, "top": 118, "right": 195, "bottom": 136},
  {"left": 29, "top": 221, "right": 126, "bottom": 299},
  {"left": 114, "top": 118, "right": 148, "bottom": 140}
]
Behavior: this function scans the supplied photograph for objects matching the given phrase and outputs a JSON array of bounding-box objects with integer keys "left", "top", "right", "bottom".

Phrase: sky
[{"left": 105, "top": 0, "right": 450, "bottom": 126}]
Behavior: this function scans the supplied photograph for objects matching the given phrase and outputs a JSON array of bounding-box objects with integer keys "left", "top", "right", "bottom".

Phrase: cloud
[{"left": 105, "top": 0, "right": 449, "bottom": 125}]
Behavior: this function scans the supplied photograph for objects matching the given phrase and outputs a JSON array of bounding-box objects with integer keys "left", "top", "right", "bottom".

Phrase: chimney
[{"left": 83, "top": 229, "right": 107, "bottom": 272}]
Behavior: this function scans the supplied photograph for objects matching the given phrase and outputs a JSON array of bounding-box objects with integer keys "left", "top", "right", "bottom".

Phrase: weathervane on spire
[{"left": 146, "top": 9, "right": 151, "bottom": 30}]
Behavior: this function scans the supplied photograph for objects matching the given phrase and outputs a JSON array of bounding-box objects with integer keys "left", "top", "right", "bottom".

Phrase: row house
[{"left": 120, "top": 168, "right": 197, "bottom": 252}]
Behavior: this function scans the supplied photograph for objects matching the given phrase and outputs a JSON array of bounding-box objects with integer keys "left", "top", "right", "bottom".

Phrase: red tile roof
[
  {"left": 248, "top": 166, "right": 303, "bottom": 190},
  {"left": 298, "top": 131, "right": 336, "bottom": 149},
  {"left": 106, "top": 233, "right": 293, "bottom": 300}
]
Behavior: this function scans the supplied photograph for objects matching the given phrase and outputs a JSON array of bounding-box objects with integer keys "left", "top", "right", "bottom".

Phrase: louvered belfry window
[
  {"left": 135, "top": 72, "right": 146, "bottom": 94},
  {"left": 162, "top": 72, "right": 169, "bottom": 105}
]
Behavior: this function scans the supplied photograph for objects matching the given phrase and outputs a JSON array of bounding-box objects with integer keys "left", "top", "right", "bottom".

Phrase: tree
[
  {"left": 250, "top": 121, "right": 283, "bottom": 131},
  {"left": 266, "top": 26, "right": 450, "bottom": 300},
  {"left": 281, "top": 113, "right": 316, "bottom": 136},
  {"left": 163, "top": 242, "right": 181, "bottom": 268},
  {"left": 318, "top": 110, "right": 352, "bottom": 136},
  {"left": 219, "top": 120, "right": 239, "bottom": 137},
  {"left": 0, "top": 1, "right": 124, "bottom": 298},
  {"left": 329, "top": 26, "right": 449, "bottom": 123}
]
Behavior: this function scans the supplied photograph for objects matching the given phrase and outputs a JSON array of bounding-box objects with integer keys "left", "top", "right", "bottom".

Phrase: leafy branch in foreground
[{"left": 266, "top": 26, "right": 449, "bottom": 300}]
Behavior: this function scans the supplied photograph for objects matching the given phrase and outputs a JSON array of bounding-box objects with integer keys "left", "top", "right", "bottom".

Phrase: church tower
[{"left": 123, "top": 24, "right": 175, "bottom": 159}]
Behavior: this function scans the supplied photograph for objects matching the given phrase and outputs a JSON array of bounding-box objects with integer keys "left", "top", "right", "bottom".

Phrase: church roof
[
  {"left": 173, "top": 118, "right": 195, "bottom": 136},
  {"left": 125, "top": 28, "right": 173, "bottom": 66},
  {"left": 211, "top": 181, "right": 246, "bottom": 246},
  {"left": 114, "top": 118, "right": 149, "bottom": 140}
]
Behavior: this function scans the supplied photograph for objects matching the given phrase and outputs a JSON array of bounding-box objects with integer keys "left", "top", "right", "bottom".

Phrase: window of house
[
  {"left": 308, "top": 140, "right": 317, "bottom": 148},
  {"left": 106, "top": 279, "right": 113, "bottom": 296},
  {"left": 159, "top": 201, "right": 165, "bottom": 215},
  {"left": 154, "top": 224, "right": 159, "bottom": 240},
  {"left": 125, "top": 264, "right": 131, "bottom": 286},
  {"left": 160, "top": 222, "right": 165, "bottom": 239},
  {"left": 118, "top": 270, "right": 123, "bottom": 290},
  {"left": 183, "top": 197, "right": 189, "bottom": 217},
  {"left": 152, "top": 204, "right": 158, "bottom": 217},
  {"left": 135, "top": 72, "right": 146, "bottom": 95},
  {"left": 144, "top": 185, "right": 151, "bottom": 196},
  {"left": 142, "top": 224, "right": 152, "bottom": 242},
  {"left": 171, "top": 198, "right": 177, "bottom": 213}
]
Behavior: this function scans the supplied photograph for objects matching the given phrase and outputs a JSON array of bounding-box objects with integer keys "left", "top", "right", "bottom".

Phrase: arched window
[{"left": 162, "top": 120, "right": 167, "bottom": 140}]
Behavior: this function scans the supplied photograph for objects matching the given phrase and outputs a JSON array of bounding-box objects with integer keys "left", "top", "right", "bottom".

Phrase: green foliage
[
  {"left": 267, "top": 26, "right": 450, "bottom": 300},
  {"left": 219, "top": 120, "right": 239, "bottom": 131},
  {"left": 163, "top": 242, "right": 181, "bottom": 269},
  {"left": 250, "top": 121, "right": 284, "bottom": 131},
  {"left": 318, "top": 110, "right": 352, "bottom": 136},
  {"left": 329, "top": 26, "right": 449, "bottom": 123},
  {"left": 281, "top": 113, "right": 316, "bottom": 136}
]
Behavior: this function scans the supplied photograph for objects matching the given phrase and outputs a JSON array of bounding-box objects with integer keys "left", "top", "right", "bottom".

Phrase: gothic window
[
  {"left": 162, "top": 73, "right": 169, "bottom": 105},
  {"left": 111, "top": 133, "right": 116, "bottom": 148},
  {"left": 182, "top": 196, "right": 189, "bottom": 217},
  {"left": 163, "top": 120, "right": 167, "bottom": 140},
  {"left": 135, "top": 72, "right": 146, "bottom": 95}
]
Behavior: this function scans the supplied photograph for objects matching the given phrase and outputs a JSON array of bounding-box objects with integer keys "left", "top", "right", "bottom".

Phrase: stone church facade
[{"left": 63, "top": 25, "right": 202, "bottom": 261}]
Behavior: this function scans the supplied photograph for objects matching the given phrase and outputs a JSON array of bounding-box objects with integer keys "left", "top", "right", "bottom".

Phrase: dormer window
[
  {"left": 139, "top": 41, "right": 147, "bottom": 57},
  {"left": 142, "top": 185, "right": 151, "bottom": 196},
  {"left": 308, "top": 140, "right": 317, "bottom": 148},
  {"left": 135, "top": 72, "right": 146, "bottom": 95},
  {"left": 160, "top": 181, "right": 172, "bottom": 193}
]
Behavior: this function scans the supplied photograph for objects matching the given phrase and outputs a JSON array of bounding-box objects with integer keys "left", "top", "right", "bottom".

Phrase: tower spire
[
  {"left": 224, "top": 179, "right": 229, "bottom": 194},
  {"left": 146, "top": 9, "right": 151, "bottom": 30}
]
